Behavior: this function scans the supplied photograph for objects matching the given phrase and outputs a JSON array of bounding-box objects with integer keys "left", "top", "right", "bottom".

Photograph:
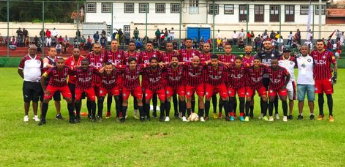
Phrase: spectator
[
  {"left": 232, "top": 30, "right": 238, "bottom": 46},
  {"left": 117, "top": 28, "right": 123, "bottom": 44},
  {"left": 275, "top": 31, "right": 280, "bottom": 40},
  {"left": 254, "top": 34, "right": 262, "bottom": 51},
  {"left": 216, "top": 29, "right": 221, "bottom": 39},
  {"left": 25, "top": 36, "right": 30, "bottom": 47},
  {"left": 46, "top": 29, "right": 51, "bottom": 47},
  {"left": 217, "top": 37, "right": 222, "bottom": 51},
  {"left": 56, "top": 42, "right": 62, "bottom": 55},
  {"left": 164, "top": 28, "right": 169, "bottom": 41},
  {"left": 296, "top": 29, "right": 301, "bottom": 45},
  {"left": 73, "top": 36, "right": 79, "bottom": 48},
  {"left": 51, "top": 28, "right": 59, "bottom": 38},
  {"left": 247, "top": 31, "right": 251, "bottom": 44},
  {"left": 16, "top": 28, "right": 23, "bottom": 47},
  {"left": 239, "top": 29, "right": 245, "bottom": 40},
  {"left": 40, "top": 29, "right": 45, "bottom": 41},
  {"left": 287, "top": 31, "right": 293, "bottom": 46},
  {"left": 100, "top": 35, "right": 107, "bottom": 48},
  {"left": 80, "top": 36, "right": 86, "bottom": 49},
  {"left": 262, "top": 29, "right": 268, "bottom": 39},
  {"left": 340, "top": 32, "right": 344, "bottom": 46},
  {"left": 335, "top": 29, "right": 342, "bottom": 40},
  {"left": 57, "top": 35, "right": 63, "bottom": 44},
  {"left": 134, "top": 27, "right": 139, "bottom": 40},
  {"left": 76, "top": 30, "right": 81, "bottom": 38},
  {"left": 270, "top": 30, "right": 276, "bottom": 40},
  {"left": 63, "top": 35, "right": 69, "bottom": 53},
  {"left": 23, "top": 28, "right": 28, "bottom": 40},
  {"left": 170, "top": 27, "right": 175, "bottom": 41},
  {"left": 86, "top": 35, "right": 92, "bottom": 50},
  {"left": 93, "top": 31, "right": 99, "bottom": 43},
  {"left": 307, "top": 29, "right": 313, "bottom": 42},
  {"left": 51, "top": 37, "right": 57, "bottom": 47},
  {"left": 277, "top": 36, "right": 284, "bottom": 51},
  {"left": 135, "top": 38, "right": 142, "bottom": 50},
  {"left": 111, "top": 30, "right": 117, "bottom": 40},
  {"left": 34, "top": 35, "right": 39, "bottom": 47},
  {"left": 238, "top": 37, "right": 244, "bottom": 49},
  {"left": 155, "top": 29, "right": 160, "bottom": 41},
  {"left": 101, "top": 29, "right": 106, "bottom": 37},
  {"left": 16, "top": 27, "right": 23, "bottom": 38},
  {"left": 10, "top": 36, "right": 17, "bottom": 46}
]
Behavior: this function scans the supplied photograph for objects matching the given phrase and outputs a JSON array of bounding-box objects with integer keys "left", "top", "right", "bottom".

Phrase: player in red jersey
[
  {"left": 267, "top": 58, "right": 290, "bottom": 121},
  {"left": 183, "top": 56, "right": 206, "bottom": 121},
  {"left": 242, "top": 45, "right": 255, "bottom": 119},
  {"left": 119, "top": 57, "right": 146, "bottom": 122},
  {"left": 143, "top": 57, "right": 167, "bottom": 121},
  {"left": 227, "top": 57, "right": 249, "bottom": 121},
  {"left": 218, "top": 43, "right": 237, "bottom": 119},
  {"left": 245, "top": 57, "right": 268, "bottom": 121},
  {"left": 311, "top": 39, "right": 337, "bottom": 122},
  {"left": 39, "top": 58, "right": 75, "bottom": 125},
  {"left": 104, "top": 40, "right": 124, "bottom": 119},
  {"left": 161, "top": 42, "right": 181, "bottom": 118},
  {"left": 86, "top": 43, "right": 106, "bottom": 119},
  {"left": 141, "top": 41, "right": 162, "bottom": 118},
  {"left": 74, "top": 59, "right": 98, "bottom": 122},
  {"left": 204, "top": 54, "right": 232, "bottom": 121}
]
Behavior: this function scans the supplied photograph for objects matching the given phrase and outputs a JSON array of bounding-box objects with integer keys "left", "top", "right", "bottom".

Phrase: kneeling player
[
  {"left": 39, "top": 58, "right": 75, "bottom": 125},
  {"left": 267, "top": 58, "right": 290, "bottom": 122}
]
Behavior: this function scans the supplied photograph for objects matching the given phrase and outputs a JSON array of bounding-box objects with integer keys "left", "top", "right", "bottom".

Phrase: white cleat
[
  {"left": 275, "top": 113, "right": 280, "bottom": 120},
  {"left": 182, "top": 116, "right": 187, "bottom": 122},
  {"left": 200, "top": 117, "right": 205, "bottom": 122},
  {"left": 269, "top": 116, "right": 274, "bottom": 122},
  {"left": 33, "top": 115, "right": 40, "bottom": 122},
  {"left": 258, "top": 113, "right": 264, "bottom": 119},
  {"left": 24, "top": 115, "right": 29, "bottom": 122},
  {"left": 165, "top": 116, "right": 170, "bottom": 122},
  {"left": 283, "top": 116, "right": 288, "bottom": 122}
]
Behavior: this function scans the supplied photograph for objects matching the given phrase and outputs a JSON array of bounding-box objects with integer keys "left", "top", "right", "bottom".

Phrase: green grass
[{"left": 0, "top": 68, "right": 345, "bottom": 167}]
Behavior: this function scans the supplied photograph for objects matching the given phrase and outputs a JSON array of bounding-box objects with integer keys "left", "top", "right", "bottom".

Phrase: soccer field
[{"left": 0, "top": 68, "right": 344, "bottom": 167}]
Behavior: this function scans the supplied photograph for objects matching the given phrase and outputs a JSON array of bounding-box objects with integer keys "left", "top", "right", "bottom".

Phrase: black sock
[
  {"left": 250, "top": 105, "right": 254, "bottom": 115},
  {"left": 114, "top": 96, "right": 121, "bottom": 117},
  {"left": 269, "top": 101, "right": 274, "bottom": 116},
  {"left": 91, "top": 101, "right": 96, "bottom": 118},
  {"left": 87, "top": 100, "right": 91, "bottom": 116},
  {"left": 166, "top": 101, "right": 171, "bottom": 117},
  {"left": 233, "top": 99, "right": 237, "bottom": 115},
  {"left": 239, "top": 98, "right": 245, "bottom": 116},
  {"left": 282, "top": 100, "right": 288, "bottom": 116},
  {"left": 326, "top": 94, "right": 333, "bottom": 116},
  {"left": 67, "top": 103, "right": 75, "bottom": 120},
  {"left": 187, "top": 108, "right": 191, "bottom": 116},
  {"left": 107, "top": 95, "right": 112, "bottom": 112},
  {"left": 122, "top": 106, "right": 128, "bottom": 118},
  {"left": 245, "top": 101, "right": 250, "bottom": 116},
  {"left": 260, "top": 98, "right": 264, "bottom": 115},
  {"left": 229, "top": 97, "right": 235, "bottom": 116},
  {"left": 205, "top": 101, "right": 210, "bottom": 117},
  {"left": 212, "top": 95, "right": 217, "bottom": 114},
  {"left": 179, "top": 101, "right": 186, "bottom": 117},
  {"left": 198, "top": 108, "right": 204, "bottom": 117},
  {"left": 223, "top": 100, "right": 231, "bottom": 117},
  {"left": 138, "top": 106, "right": 144, "bottom": 118},
  {"left": 153, "top": 94, "right": 157, "bottom": 113},
  {"left": 219, "top": 99, "right": 223, "bottom": 116},
  {"left": 160, "top": 102, "right": 165, "bottom": 118},
  {"left": 134, "top": 97, "right": 138, "bottom": 110},
  {"left": 41, "top": 102, "right": 49, "bottom": 120},
  {"left": 262, "top": 101, "right": 268, "bottom": 116},
  {"left": 274, "top": 96, "right": 279, "bottom": 114},
  {"left": 144, "top": 102, "right": 150, "bottom": 118},
  {"left": 191, "top": 100, "right": 195, "bottom": 113},
  {"left": 318, "top": 94, "right": 324, "bottom": 116},
  {"left": 97, "top": 97, "right": 104, "bottom": 118},
  {"left": 173, "top": 94, "right": 178, "bottom": 114},
  {"left": 75, "top": 102, "right": 81, "bottom": 117}
]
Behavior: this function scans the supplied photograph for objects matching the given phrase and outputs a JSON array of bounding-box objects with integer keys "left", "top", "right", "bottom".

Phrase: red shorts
[
  {"left": 116, "top": 76, "right": 123, "bottom": 89},
  {"left": 122, "top": 86, "right": 143, "bottom": 101},
  {"left": 205, "top": 84, "right": 228, "bottom": 99},
  {"left": 44, "top": 85, "right": 71, "bottom": 100},
  {"left": 99, "top": 86, "right": 120, "bottom": 97},
  {"left": 228, "top": 87, "right": 246, "bottom": 98},
  {"left": 315, "top": 79, "right": 333, "bottom": 94},
  {"left": 141, "top": 79, "right": 149, "bottom": 90},
  {"left": 246, "top": 86, "right": 267, "bottom": 97},
  {"left": 186, "top": 84, "right": 205, "bottom": 98},
  {"left": 75, "top": 88, "right": 96, "bottom": 101},
  {"left": 145, "top": 88, "right": 166, "bottom": 101},
  {"left": 268, "top": 88, "right": 288, "bottom": 97},
  {"left": 166, "top": 85, "right": 185, "bottom": 98},
  {"left": 92, "top": 84, "right": 101, "bottom": 97}
]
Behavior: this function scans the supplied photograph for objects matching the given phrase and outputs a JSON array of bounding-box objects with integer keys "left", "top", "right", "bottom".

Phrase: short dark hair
[
  {"left": 146, "top": 41, "right": 153, "bottom": 45},
  {"left": 129, "top": 40, "right": 136, "bottom": 44},
  {"left": 57, "top": 57, "right": 65, "bottom": 61},
  {"left": 104, "top": 62, "right": 112, "bottom": 66},
  {"left": 171, "top": 55, "right": 179, "bottom": 61},
  {"left": 185, "top": 38, "right": 192, "bottom": 42},
  {"left": 149, "top": 57, "right": 158, "bottom": 62},
  {"left": 235, "top": 56, "right": 243, "bottom": 61},
  {"left": 316, "top": 39, "right": 325, "bottom": 45},
  {"left": 128, "top": 57, "right": 137, "bottom": 63},
  {"left": 211, "top": 54, "right": 218, "bottom": 59}
]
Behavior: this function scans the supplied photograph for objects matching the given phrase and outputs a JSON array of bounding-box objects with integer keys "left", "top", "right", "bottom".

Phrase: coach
[{"left": 18, "top": 45, "right": 43, "bottom": 122}]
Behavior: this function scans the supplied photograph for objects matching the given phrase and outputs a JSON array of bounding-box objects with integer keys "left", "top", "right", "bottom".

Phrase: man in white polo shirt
[
  {"left": 18, "top": 45, "right": 43, "bottom": 122},
  {"left": 296, "top": 45, "right": 315, "bottom": 120}
]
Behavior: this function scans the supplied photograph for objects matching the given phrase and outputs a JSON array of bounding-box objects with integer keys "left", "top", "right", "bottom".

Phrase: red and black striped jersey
[
  {"left": 199, "top": 53, "right": 211, "bottom": 63},
  {"left": 123, "top": 51, "right": 141, "bottom": 65},
  {"left": 227, "top": 65, "right": 247, "bottom": 89},
  {"left": 119, "top": 65, "right": 144, "bottom": 90},
  {"left": 86, "top": 52, "right": 106, "bottom": 85},
  {"left": 45, "top": 66, "right": 72, "bottom": 87},
  {"left": 100, "top": 69, "right": 119, "bottom": 90},
  {"left": 218, "top": 54, "right": 236, "bottom": 65},
  {"left": 105, "top": 50, "right": 124, "bottom": 66},
  {"left": 246, "top": 66, "right": 267, "bottom": 89},
  {"left": 75, "top": 67, "right": 98, "bottom": 90},
  {"left": 242, "top": 56, "right": 254, "bottom": 67},
  {"left": 143, "top": 67, "right": 165, "bottom": 91},
  {"left": 183, "top": 62, "right": 205, "bottom": 87},
  {"left": 165, "top": 65, "right": 185, "bottom": 88},
  {"left": 205, "top": 64, "right": 227, "bottom": 86},
  {"left": 267, "top": 66, "right": 289, "bottom": 91},
  {"left": 161, "top": 51, "right": 178, "bottom": 63},
  {"left": 311, "top": 50, "right": 336, "bottom": 80},
  {"left": 140, "top": 50, "right": 161, "bottom": 65},
  {"left": 179, "top": 49, "right": 200, "bottom": 62},
  {"left": 65, "top": 55, "right": 84, "bottom": 84}
]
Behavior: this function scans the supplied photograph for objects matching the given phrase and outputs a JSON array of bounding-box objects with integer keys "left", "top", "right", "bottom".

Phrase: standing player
[
  {"left": 278, "top": 48, "right": 296, "bottom": 120},
  {"left": 18, "top": 45, "right": 43, "bottom": 122},
  {"left": 74, "top": 59, "right": 98, "bottom": 122},
  {"left": 42, "top": 47, "right": 62, "bottom": 119},
  {"left": 39, "top": 58, "right": 75, "bottom": 125},
  {"left": 242, "top": 45, "right": 255, "bottom": 118},
  {"left": 104, "top": 39, "right": 124, "bottom": 119},
  {"left": 296, "top": 45, "right": 315, "bottom": 120},
  {"left": 227, "top": 57, "right": 248, "bottom": 121},
  {"left": 204, "top": 54, "right": 232, "bottom": 121},
  {"left": 86, "top": 43, "right": 106, "bottom": 120},
  {"left": 245, "top": 58, "right": 269, "bottom": 121},
  {"left": 141, "top": 41, "right": 162, "bottom": 118},
  {"left": 183, "top": 56, "right": 206, "bottom": 121},
  {"left": 267, "top": 58, "right": 290, "bottom": 122},
  {"left": 311, "top": 39, "right": 337, "bottom": 122},
  {"left": 218, "top": 43, "right": 236, "bottom": 118},
  {"left": 255, "top": 39, "right": 281, "bottom": 119}
]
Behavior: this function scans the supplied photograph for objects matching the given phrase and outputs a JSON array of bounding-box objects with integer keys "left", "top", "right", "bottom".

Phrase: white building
[{"left": 84, "top": 0, "right": 328, "bottom": 40}]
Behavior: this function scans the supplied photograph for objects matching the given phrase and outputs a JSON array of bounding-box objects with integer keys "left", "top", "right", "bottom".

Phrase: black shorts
[
  {"left": 23, "top": 81, "right": 42, "bottom": 103},
  {"left": 68, "top": 83, "right": 85, "bottom": 101}
]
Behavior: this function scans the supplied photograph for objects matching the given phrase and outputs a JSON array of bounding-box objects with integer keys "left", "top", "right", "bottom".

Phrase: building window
[
  {"left": 209, "top": 4, "right": 219, "bottom": 15},
  {"left": 101, "top": 3, "right": 111, "bottom": 13},
  {"left": 285, "top": 5, "right": 294, "bottom": 22},
  {"left": 171, "top": 3, "right": 180, "bottom": 13},
  {"left": 300, "top": 5, "right": 309, "bottom": 15},
  {"left": 254, "top": 5, "right": 264, "bottom": 22},
  {"left": 270, "top": 5, "right": 279, "bottom": 22},
  {"left": 189, "top": 0, "right": 199, "bottom": 14},
  {"left": 155, "top": 3, "right": 166, "bottom": 13},
  {"left": 315, "top": 5, "right": 326, "bottom": 15},
  {"left": 86, "top": 2, "right": 96, "bottom": 13},
  {"left": 239, "top": 5, "right": 248, "bottom": 22},
  {"left": 224, "top": 4, "right": 234, "bottom": 15},
  {"left": 124, "top": 3, "right": 134, "bottom": 13},
  {"left": 139, "top": 3, "right": 149, "bottom": 13}
]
